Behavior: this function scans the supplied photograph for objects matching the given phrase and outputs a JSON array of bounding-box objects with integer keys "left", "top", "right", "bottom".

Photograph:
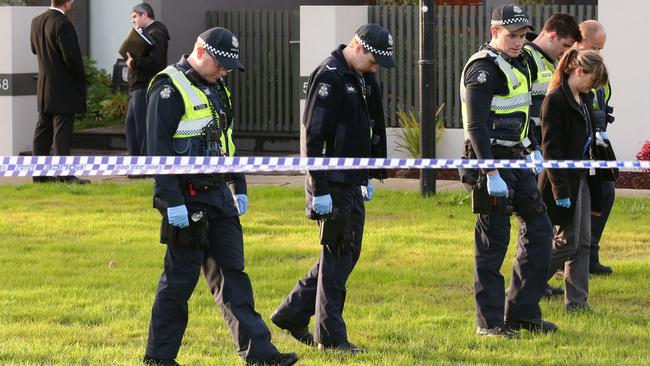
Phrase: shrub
[
  {"left": 395, "top": 103, "right": 445, "bottom": 158},
  {"left": 636, "top": 140, "right": 650, "bottom": 172},
  {"left": 74, "top": 57, "right": 128, "bottom": 131}
]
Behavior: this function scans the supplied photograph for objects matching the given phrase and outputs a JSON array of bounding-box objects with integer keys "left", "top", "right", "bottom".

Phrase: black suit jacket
[{"left": 30, "top": 9, "right": 86, "bottom": 114}]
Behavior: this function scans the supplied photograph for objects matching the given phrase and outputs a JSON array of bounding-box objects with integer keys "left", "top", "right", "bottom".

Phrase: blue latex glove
[
  {"left": 599, "top": 131, "right": 609, "bottom": 140},
  {"left": 235, "top": 194, "right": 248, "bottom": 216},
  {"left": 526, "top": 150, "right": 544, "bottom": 175},
  {"left": 555, "top": 198, "right": 572, "bottom": 208},
  {"left": 361, "top": 181, "right": 374, "bottom": 201},
  {"left": 167, "top": 204, "right": 189, "bottom": 228},
  {"left": 486, "top": 172, "right": 508, "bottom": 198},
  {"left": 312, "top": 194, "right": 333, "bottom": 215}
]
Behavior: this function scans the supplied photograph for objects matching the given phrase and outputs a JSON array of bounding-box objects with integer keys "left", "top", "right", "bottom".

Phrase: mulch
[{"left": 388, "top": 169, "right": 650, "bottom": 190}]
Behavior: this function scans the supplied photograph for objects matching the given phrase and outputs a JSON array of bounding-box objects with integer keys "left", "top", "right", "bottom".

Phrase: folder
[{"left": 118, "top": 27, "right": 154, "bottom": 59}]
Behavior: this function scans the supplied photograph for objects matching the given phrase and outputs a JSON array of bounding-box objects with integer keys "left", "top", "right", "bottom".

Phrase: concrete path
[{"left": 1, "top": 174, "right": 648, "bottom": 198}]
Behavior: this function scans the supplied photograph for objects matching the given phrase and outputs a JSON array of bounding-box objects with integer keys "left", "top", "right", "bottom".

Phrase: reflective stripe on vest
[
  {"left": 460, "top": 49, "right": 531, "bottom": 143},
  {"left": 148, "top": 66, "right": 236, "bottom": 156},
  {"left": 524, "top": 44, "right": 555, "bottom": 96},
  {"left": 592, "top": 82, "right": 611, "bottom": 111}
]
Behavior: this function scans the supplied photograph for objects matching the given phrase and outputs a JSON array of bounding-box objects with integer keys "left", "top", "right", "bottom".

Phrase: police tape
[{"left": 1, "top": 156, "right": 648, "bottom": 177}]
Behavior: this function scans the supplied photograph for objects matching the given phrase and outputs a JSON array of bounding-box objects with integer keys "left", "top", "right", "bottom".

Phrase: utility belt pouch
[
  {"left": 490, "top": 113, "right": 525, "bottom": 141},
  {"left": 318, "top": 208, "right": 352, "bottom": 248},
  {"left": 471, "top": 176, "right": 514, "bottom": 216},
  {"left": 459, "top": 140, "right": 478, "bottom": 191},
  {"left": 160, "top": 210, "right": 210, "bottom": 250}
]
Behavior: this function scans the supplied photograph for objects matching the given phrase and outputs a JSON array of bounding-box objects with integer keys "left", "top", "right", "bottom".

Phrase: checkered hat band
[
  {"left": 491, "top": 19, "right": 528, "bottom": 26},
  {"left": 199, "top": 37, "right": 239, "bottom": 60},
  {"left": 354, "top": 34, "right": 393, "bottom": 57}
]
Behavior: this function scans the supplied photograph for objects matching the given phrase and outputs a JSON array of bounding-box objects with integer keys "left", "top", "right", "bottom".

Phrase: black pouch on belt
[
  {"left": 318, "top": 208, "right": 353, "bottom": 249},
  {"left": 160, "top": 210, "right": 210, "bottom": 250}
]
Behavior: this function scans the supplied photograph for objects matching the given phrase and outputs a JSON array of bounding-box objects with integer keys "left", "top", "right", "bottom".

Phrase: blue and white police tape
[{"left": 1, "top": 156, "right": 648, "bottom": 177}]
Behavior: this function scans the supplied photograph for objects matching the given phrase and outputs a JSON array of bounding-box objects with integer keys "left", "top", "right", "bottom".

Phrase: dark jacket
[
  {"left": 30, "top": 8, "right": 86, "bottom": 114},
  {"left": 128, "top": 20, "right": 170, "bottom": 91},
  {"left": 538, "top": 76, "right": 601, "bottom": 225},
  {"left": 301, "top": 45, "right": 388, "bottom": 204}
]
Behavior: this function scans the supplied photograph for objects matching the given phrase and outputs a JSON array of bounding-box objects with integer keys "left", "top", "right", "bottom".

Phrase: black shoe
[
  {"left": 142, "top": 356, "right": 181, "bottom": 366},
  {"left": 506, "top": 318, "right": 558, "bottom": 333},
  {"left": 544, "top": 284, "right": 564, "bottom": 298},
  {"left": 317, "top": 341, "right": 365, "bottom": 354},
  {"left": 476, "top": 326, "right": 520, "bottom": 339},
  {"left": 247, "top": 352, "right": 298, "bottom": 366},
  {"left": 270, "top": 312, "right": 315, "bottom": 346},
  {"left": 59, "top": 176, "right": 90, "bottom": 184},
  {"left": 590, "top": 262, "right": 613, "bottom": 275},
  {"left": 32, "top": 176, "right": 57, "bottom": 183},
  {"left": 566, "top": 302, "right": 592, "bottom": 313}
]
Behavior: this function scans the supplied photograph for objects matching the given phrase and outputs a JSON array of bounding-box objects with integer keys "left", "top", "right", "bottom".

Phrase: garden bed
[{"left": 388, "top": 169, "right": 650, "bottom": 190}]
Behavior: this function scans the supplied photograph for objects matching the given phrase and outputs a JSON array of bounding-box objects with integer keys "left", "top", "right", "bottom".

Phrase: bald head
[{"left": 577, "top": 20, "right": 606, "bottom": 51}]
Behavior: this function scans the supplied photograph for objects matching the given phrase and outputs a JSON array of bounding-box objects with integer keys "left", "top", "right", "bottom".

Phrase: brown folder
[{"left": 118, "top": 27, "right": 154, "bottom": 59}]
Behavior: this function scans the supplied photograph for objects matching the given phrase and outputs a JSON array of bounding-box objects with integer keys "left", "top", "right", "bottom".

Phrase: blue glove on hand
[
  {"left": 555, "top": 197, "right": 571, "bottom": 208},
  {"left": 486, "top": 172, "right": 508, "bottom": 198},
  {"left": 312, "top": 194, "right": 333, "bottom": 215},
  {"left": 167, "top": 204, "right": 189, "bottom": 228},
  {"left": 361, "top": 181, "right": 374, "bottom": 201},
  {"left": 599, "top": 131, "right": 609, "bottom": 141},
  {"left": 235, "top": 194, "right": 248, "bottom": 216},
  {"left": 526, "top": 150, "right": 544, "bottom": 175}
]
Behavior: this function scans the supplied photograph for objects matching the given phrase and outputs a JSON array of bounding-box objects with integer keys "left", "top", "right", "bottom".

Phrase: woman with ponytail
[{"left": 538, "top": 48, "right": 608, "bottom": 312}]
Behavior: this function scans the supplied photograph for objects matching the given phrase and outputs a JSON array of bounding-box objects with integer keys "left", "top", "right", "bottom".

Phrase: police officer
[
  {"left": 524, "top": 13, "right": 581, "bottom": 148},
  {"left": 575, "top": 20, "right": 616, "bottom": 276},
  {"left": 269, "top": 24, "right": 393, "bottom": 353},
  {"left": 143, "top": 27, "right": 298, "bottom": 366},
  {"left": 523, "top": 13, "right": 581, "bottom": 298},
  {"left": 460, "top": 5, "right": 556, "bottom": 338}
]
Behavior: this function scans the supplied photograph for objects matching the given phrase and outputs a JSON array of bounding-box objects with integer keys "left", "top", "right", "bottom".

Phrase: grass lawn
[{"left": 0, "top": 182, "right": 649, "bottom": 365}]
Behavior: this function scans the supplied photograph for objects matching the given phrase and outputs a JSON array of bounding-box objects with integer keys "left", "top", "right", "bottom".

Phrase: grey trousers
[{"left": 547, "top": 175, "right": 591, "bottom": 306}]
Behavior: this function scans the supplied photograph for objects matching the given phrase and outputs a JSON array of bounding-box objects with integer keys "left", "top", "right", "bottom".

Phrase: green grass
[{"left": 0, "top": 183, "right": 649, "bottom": 365}]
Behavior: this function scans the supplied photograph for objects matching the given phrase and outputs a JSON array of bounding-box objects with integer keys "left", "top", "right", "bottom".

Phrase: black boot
[{"left": 247, "top": 352, "right": 298, "bottom": 366}]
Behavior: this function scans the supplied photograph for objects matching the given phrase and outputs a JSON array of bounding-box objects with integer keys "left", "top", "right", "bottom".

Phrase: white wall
[
  {"left": 0, "top": 6, "right": 46, "bottom": 155},
  {"left": 599, "top": 0, "right": 648, "bottom": 161},
  {"left": 89, "top": 0, "right": 140, "bottom": 72}
]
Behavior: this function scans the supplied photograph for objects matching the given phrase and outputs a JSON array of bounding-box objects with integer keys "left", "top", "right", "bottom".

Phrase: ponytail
[{"left": 548, "top": 48, "right": 608, "bottom": 93}]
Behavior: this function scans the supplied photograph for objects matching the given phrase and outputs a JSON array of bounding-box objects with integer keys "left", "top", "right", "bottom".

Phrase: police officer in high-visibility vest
[
  {"left": 522, "top": 13, "right": 581, "bottom": 298},
  {"left": 575, "top": 20, "right": 616, "bottom": 276},
  {"left": 459, "top": 5, "right": 556, "bottom": 338},
  {"left": 143, "top": 27, "right": 298, "bottom": 366},
  {"left": 523, "top": 13, "right": 581, "bottom": 148}
]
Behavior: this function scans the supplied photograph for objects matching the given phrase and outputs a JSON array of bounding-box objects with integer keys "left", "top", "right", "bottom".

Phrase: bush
[
  {"left": 74, "top": 57, "right": 128, "bottom": 131},
  {"left": 395, "top": 104, "right": 445, "bottom": 158},
  {"left": 636, "top": 140, "right": 650, "bottom": 172}
]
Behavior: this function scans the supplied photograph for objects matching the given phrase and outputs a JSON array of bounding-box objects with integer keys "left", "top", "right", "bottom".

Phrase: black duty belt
[
  {"left": 491, "top": 144, "right": 526, "bottom": 159},
  {"left": 180, "top": 174, "right": 229, "bottom": 196}
]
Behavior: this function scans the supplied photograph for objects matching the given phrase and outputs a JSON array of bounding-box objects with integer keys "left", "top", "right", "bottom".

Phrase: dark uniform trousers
[
  {"left": 273, "top": 184, "right": 364, "bottom": 346},
  {"left": 474, "top": 168, "right": 552, "bottom": 328},
  {"left": 547, "top": 175, "right": 591, "bottom": 306},
  {"left": 146, "top": 189, "right": 277, "bottom": 362},
  {"left": 126, "top": 88, "right": 148, "bottom": 156},
  {"left": 590, "top": 179, "right": 615, "bottom": 265}
]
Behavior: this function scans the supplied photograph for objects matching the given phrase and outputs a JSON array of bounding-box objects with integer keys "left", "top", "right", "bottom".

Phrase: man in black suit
[{"left": 30, "top": 0, "right": 89, "bottom": 184}]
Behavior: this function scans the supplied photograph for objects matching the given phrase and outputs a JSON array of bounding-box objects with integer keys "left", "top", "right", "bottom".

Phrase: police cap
[
  {"left": 198, "top": 27, "right": 245, "bottom": 72},
  {"left": 491, "top": 4, "right": 534, "bottom": 32},
  {"left": 354, "top": 23, "right": 396, "bottom": 68}
]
